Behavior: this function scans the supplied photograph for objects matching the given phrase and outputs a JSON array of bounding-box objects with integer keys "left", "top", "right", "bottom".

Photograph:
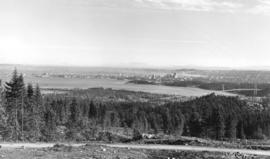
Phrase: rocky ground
[
  {"left": 0, "top": 143, "right": 269, "bottom": 159},
  {"left": 148, "top": 150, "right": 268, "bottom": 159},
  {"left": 0, "top": 144, "right": 147, "bottom": 159}
]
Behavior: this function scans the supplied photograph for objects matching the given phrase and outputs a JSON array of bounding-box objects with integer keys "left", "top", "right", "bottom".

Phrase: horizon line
[{"left": 2, "top": 63, "right": 270, "bottom": 71}]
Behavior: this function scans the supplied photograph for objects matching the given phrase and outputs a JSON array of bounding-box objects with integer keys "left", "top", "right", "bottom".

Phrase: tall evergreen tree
[
  {"left": 43, "top": 106, "right": 57, "bottom": 141},
  {"left": 88, "top": 100, "right": 97, "bottom": 119},
  {"left": 69, "top": 98, "right": 79, "bottom": 124},
  {"left": 4, "top": 69, "right": 25, "bottom": 140},
  {"left": 26, "top": 83, "right": 34, "bottom": 99},
  {"left": 0, "top": 93, "right": 7, "bottom": 139},
  {"left": 226, "top": 116, "right": 238, "bottom": 139},
  {"left": 5, "top": 70, "right": 24, "bottom": 99},
  {"left": 22, "top": 83, "right": 43, "bottom": 141},
  {"left": 214, "top": 106, "right": 225, "bottom": 140}
]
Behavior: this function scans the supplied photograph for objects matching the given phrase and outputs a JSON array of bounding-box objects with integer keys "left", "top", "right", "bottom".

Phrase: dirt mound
[
  {"left": 148, "top": 150, "right": 259, "bottom": 159},
  {"left": 97, "top": 132, "right": 131, "bottom": 143},
  {"left": 49, "top": 143, "right": 73, "bottom": 152}
]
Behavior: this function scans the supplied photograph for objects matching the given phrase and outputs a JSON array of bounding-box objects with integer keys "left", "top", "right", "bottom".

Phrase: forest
[
  {"left": 0, "top": 70, "right": 270, "bottom": 142},
  {"left": 130, "top": 79, "right": 270, "bottom": 97}
]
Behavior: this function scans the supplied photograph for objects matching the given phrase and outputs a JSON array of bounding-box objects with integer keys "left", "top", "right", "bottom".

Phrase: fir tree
[
  {"left": 88, "top": 100, "right": 97, "bottom": 119},
  {"left": 4, "top": 69, "right": 25, "bottom": 141},
  {"left": 26, "top": 83, "right": 34, "bottom": 99},
  {"left": 214, "top": 106, "right": 225, "bottom": 140}
]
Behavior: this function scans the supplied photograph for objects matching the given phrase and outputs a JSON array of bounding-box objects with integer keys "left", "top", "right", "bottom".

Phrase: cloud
[
  {"left": 79, "top": 0, "right": 270, "bottom": 16},
  {"left": 133, "top": 0, "right": 243, "bottom": 12},
  {"left": 248, "top": 0, "right": 270, "bottom": 15},
  {"left": 258, "top": 0, "right": 270, "bottom": 5},
  {"left": 133, "top": 0, "right": 270, "bottom": 16}
]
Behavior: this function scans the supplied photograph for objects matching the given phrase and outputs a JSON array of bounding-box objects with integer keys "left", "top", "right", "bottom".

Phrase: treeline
[
  {"left": 1, "top": 70, "right": 270, "bottom": 142},
  {"left": 129, "top": 79, "right": 269, "bottom": 93},
  {"left": 180, "top": 94, "right": 270, "bottom": 140},
  {"left": 0, "top": 70, "right": 184, "bottom": 141},
  {"left": 163, "top": 80, "right": 261, "bottom": 90},
  {"left": 1, "top": 70, "right": 43, "bottom": 141},
  {"left": 163, "top": 81, "right": 270, "bottom": 97}
]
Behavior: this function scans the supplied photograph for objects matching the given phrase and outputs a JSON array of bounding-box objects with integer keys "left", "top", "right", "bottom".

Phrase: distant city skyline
[{"left": 1, "top": 0, "right": 270, "bottom": 68}]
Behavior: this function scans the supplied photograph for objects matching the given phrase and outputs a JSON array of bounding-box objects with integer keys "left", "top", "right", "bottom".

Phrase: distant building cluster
[{"left": 32, "top": 71, "right": 205, "bottom": 83}]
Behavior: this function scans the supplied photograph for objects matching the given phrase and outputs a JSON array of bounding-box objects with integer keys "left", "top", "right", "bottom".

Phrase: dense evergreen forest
[
  {"left": 0, "top": 70, "right": 270, "bottom": 142},
  {"left": 130, "top": 79, "right": 270, "bottom": 97},
  {"left": 163, "top": 81, "right": 270, "bottom": 97}
]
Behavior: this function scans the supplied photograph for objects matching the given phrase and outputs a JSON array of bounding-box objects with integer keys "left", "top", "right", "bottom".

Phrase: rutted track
[
  {"left": 106, "top": 144, "right": 270, "bottom": 156},
  {"left": 0, "top": 143, "right": 84, "bottom": 149},
  {"left": 1, "top": 143, "right": 270, "bottom": 157}
]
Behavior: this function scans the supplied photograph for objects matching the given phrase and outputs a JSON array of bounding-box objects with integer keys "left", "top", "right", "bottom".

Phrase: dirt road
[
  {"left": 2, "top": 143, "right": 270, "bottom": 157},
  {"left": 0, "top": 143, "right": 84, "bottom": 149},
  {"left": 106, "top": 144, "right": 270, "bottom": 156}
]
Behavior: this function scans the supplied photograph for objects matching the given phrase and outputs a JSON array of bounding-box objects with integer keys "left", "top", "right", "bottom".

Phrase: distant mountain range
[{"left": 2, "top": 63, "right": 270, "bottom": 71}]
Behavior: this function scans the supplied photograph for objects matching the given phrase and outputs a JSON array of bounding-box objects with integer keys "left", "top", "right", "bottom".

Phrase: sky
[{"left": 0, "top": 0, "right": 270, "bottom": 68}]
